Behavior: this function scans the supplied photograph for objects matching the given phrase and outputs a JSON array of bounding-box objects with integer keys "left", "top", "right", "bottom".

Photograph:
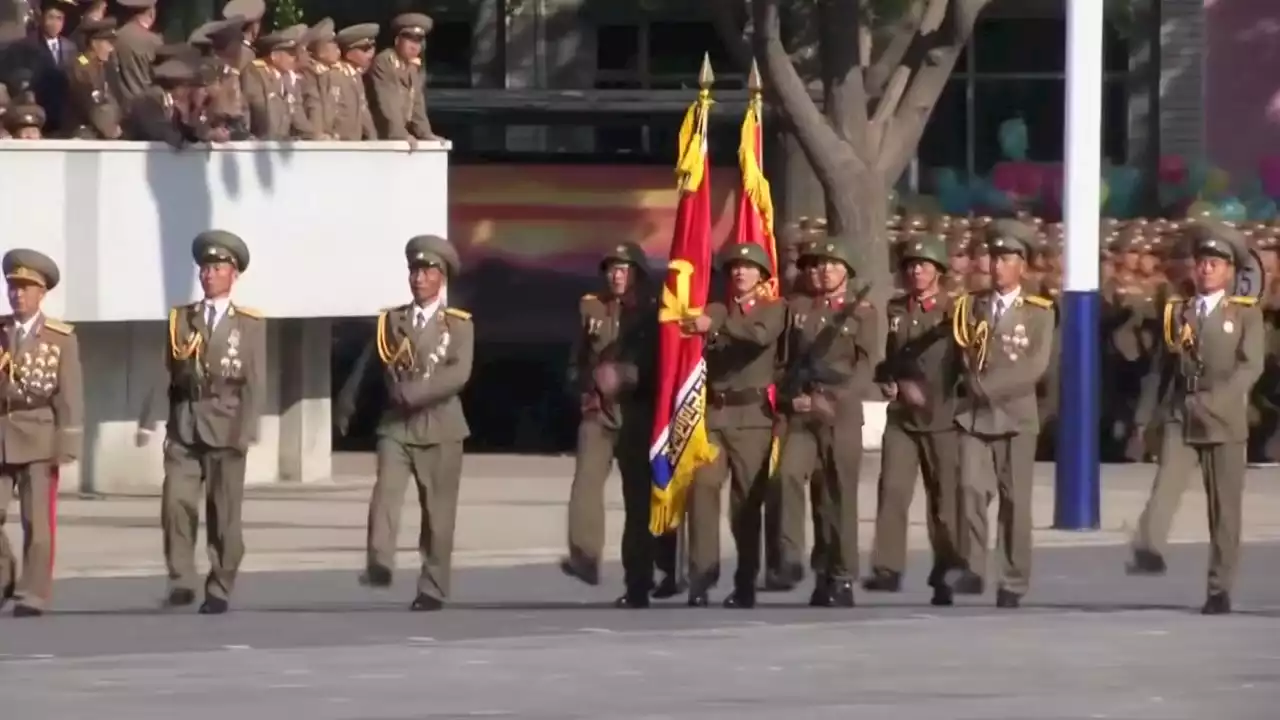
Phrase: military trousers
[
  {"left": 0, "top": 461, "right": 57, "bottom": 610},
  {"left": 957, "top": 430, "right": 1036, "bottom": 595},
  {"left": 161, "top": 440, "right": 247, "bottom": 601},
  {"left": 687, "top": 426, "right": 774, "bottom": 591},
  {"left": 567, "top": 419, "right": 661, "bottom": 593},
  {"left": 869, "top": 424, "right": 961, "bottom": 586},
  {"left": 1134, "top": 424, "right": 1246, "bottom": 595},
  {"left": 777, "top": 420, "right": 862, "bottom": 581},
  {"left": 368, "top": 438, "right": 465, "bottom": 601}
]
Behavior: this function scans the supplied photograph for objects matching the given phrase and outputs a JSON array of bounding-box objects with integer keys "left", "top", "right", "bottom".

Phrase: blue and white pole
[{"left": 1054, "top": 0, "right": 1105, "bottom": 530}]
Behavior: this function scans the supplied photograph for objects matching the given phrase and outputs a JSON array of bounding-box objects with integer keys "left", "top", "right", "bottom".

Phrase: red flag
[{"left": 648, "top": 87, "right": 718, "bottom": 535}]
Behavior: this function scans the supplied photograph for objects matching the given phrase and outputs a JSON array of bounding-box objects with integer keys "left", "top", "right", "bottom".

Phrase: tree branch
[
  {"left": 818, "top": 0, "right": 871, "bottom": 151},
  {"left": 864, "top": 3, "right": 923, "bottom": 95},
  {"left": 707, "top": 0, "right": 754, "bottom": 72}
]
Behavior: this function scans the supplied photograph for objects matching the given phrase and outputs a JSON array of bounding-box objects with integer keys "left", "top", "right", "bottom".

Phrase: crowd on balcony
[{"left": 0, "top": 0, "right": 442, "bottom": 144}]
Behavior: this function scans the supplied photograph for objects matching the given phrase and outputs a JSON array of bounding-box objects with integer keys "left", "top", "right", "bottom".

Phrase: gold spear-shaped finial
[
  {"left": 698, "top": 52, "right": 715, "bottom": 89},
  {"left": 747, "top": 58, "right": 762, "bottom": 94}
]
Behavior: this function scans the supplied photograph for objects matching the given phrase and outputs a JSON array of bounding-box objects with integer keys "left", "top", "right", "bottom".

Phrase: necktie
[
  {"left": 993, "top": 299, "right": 1006, "bottom": 325},
  {"left": 1198, "top": 298, "right": 1209, "bottom": 319},
  {"left": 205, "top": 302, "right": 216, "bottom": 329},
  {"left": 414, "top": 311, "right": 427, "bottom": 330}
]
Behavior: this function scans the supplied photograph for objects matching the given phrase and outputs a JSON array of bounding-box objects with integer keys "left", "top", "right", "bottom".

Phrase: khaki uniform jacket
[
  {"left": 953, "top": 289, "right": 1055, "bottom": 436},
  {"left": 567, "top": 292, "right": 657, "bottom": 433},
  {"left": 206, "top": 59, "right": 247, "bottom": 131},
  {"left": 779, "top": 291, "right": 880, "bottom": 428},
  {"left": 241, "top": 58, "right": 311, "bottom": 139},
  {"left": 1135, "top": 295, "right": 1264, "bottom": 445},
  {"left": 113, "top": 21, "right": 161, "bottom": 105},
  {"left": 878, "top": 292, "right": 961, "bottom": 433},
  {"left": 703, "top": 294, "right": 786, "bottom": 430},
  {"left": 0, "top": 315, "right": 83, "bottom": 465},
  {"left": 65, "top": 53, "right": 122, "bottom": 138},
  {"left": 374, "top": 305, "right": 474, "bottom": 446},
  {"left": 302, "top": 61, "right": 375, "bottom": 140},
  {"left": 140, "top": 303, "right": 267, "bottom": 452},
  {"left": 366, "top": 48, "right": 432, "bottom": 140}
]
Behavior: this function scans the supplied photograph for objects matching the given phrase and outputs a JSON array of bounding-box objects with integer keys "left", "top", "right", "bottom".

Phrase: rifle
[{"left": 777, "top": 283, "right": 872, "bottom": 402}]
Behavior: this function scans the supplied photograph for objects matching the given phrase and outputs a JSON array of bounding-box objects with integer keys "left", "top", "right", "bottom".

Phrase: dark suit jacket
[{"left": 21, "top": 32, "right": 76, "bottom": 133}]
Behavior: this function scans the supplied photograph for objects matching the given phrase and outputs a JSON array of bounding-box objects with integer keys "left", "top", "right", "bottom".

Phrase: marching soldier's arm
[
  {"left": 822, "top": 302, "right": 881, "bottom": 401},
  {"left": 980, "top": 303, "right": 1055, "bottom": 402},
  {"left": 335, "top": 338, "right": 376, "bottom": 435},
  {"left": 52, "top": 327, "right": 84, "bottom": 463},
  {"left": 367, "top": 53, "right": 408, "bottom": 138},
  {"left": 114, "top": 36, "right": 156, "bottom": 105},
  {"left": 1197, "top": 304, "right": 1265, "bottom": 418},
  {"left": 565, "top": 300, "right": 593, "bottom": 391},
  {"left": 395, "top": 311, "right": 475, "bottom": 410},
  {"left": 242, "top": 315, "right": 268, "bottom": 444},
  {"left": 709, "top": 298, "right": 787, "bottom": 347},
  {"left": 407, "top": 62, "right": 433, "bottom": 138}
]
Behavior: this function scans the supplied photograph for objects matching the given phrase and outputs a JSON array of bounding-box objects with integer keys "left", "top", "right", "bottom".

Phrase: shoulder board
[
  {"left": 76, "top": 54, "right": 88, "bottom": 66},
  {"left": 379, "top": 304, "right": 406, "bottom": 315},
  {"left": 313, "top": 64, "right": 327, "bottom": 73},
  {"left": 581, "top": 293, "right": 597, "bottom": 302},
  {"left": 44, "top": 318, "right": 74, "bottom": 335},
  {"left": 1227, "top": 296, "right": 1258, "bottom": 307},
  {"left": 409, "top": 57, "right": 422, "bottom": 67},
  {"left": 1023, "top": 295, "right": 1053, "bottom": 309},
  {"left": 1166, "top": 295, "right": 1184, "bottom": 304},
  {"left": 444, "top": 307, "right": 472, "bottom": 321},
  {"left": 233, "top": 305, "right": 264, "bottom": 319},
  {"left": 252, "top": 59, "right": 267, "bottom": 68}
]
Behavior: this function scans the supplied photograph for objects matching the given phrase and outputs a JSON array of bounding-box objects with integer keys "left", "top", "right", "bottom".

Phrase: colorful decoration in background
[
  {"left": 997, "top": 118, "right": 1029, "bottom": 161},
  {"left": 647, "top": 74, "right": 718, "bottom": 536}
]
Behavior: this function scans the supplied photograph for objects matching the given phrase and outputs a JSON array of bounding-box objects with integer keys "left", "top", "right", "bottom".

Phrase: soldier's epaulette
[
  {"left": 409, "top": 57, "right": 422, "bottom": 67},
  {"left": 1227, "top": 296, "right": 1258, "bottom": 307},
  {"left": 44, "top": 318, "right": 74, "bottom": 335},
  {"left": 444, "top": 307, "right": 472, "bottom": 321},
  {"left": 313, "top": 63, "right": 327, "bottom": 73},
  {"left": 233, "top": 305, "right": 264, "bottom": 319},
  {"left": 1022, "top": 295, "right": 1053, "bottom": 309},
  {"left": 76, "top": 54, "right": 88, "bottom": 66},
  {"left": 252, "top": 59, "right": 267, "bottom": 68}
]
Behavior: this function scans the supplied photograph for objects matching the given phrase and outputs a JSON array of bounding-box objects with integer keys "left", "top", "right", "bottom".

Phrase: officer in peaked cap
[
  {"left": 222, "top": 0, "right": 264, "bottom": 23},
  {"left": 76, "top": 15, "right": 114, "bottom": 40},
  {"left": 221, "top": 0, "right": 264, "bottom": 69},
  {"left": 369, "top": 12, "right": 438, "bottom": 142},
  {"left": 255, "top": 23, "right": 303, "bottom": 53},
  {"left": 203, "top": 15, "right": 245, "bottom": 49},
  {"left": 1188, "top": 219, "right": 1249, "bottom": 266},
  {"left": 404, "top": 234, "right": 460, "bottom": 276},
  {"left": 192, "top": 229, "right": 250, "bottom": 272},
  {"left": 303, "top": 16, "right": 335, "bottom": 47},
  {"left": 3, "top": 248, "right": 61, "bottom": 290},
  {"left": 152, "top": 58, "right": 198, "bottom": 86},
  {"left": 988, "top": 219, "right": 1038, "bottom": 260},
  {"left": 157, "top": 42, "right": 202, "bottom": 63},
  {"left": 0, "top": 247, "right": 83, "bottom": 618},
  {"left": 392, "top": 12, "right": 434, "bottom": 38},
  {"left": 336, "top": 22, "right": 378, "bottom": 50},
  {"left": 3, "top": 104, "right": 46, "bottom": 138}
]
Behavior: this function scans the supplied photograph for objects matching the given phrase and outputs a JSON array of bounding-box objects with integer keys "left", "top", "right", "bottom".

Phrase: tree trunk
[{"left": 828, "top": 166, "right": 891, "bottom": 313}]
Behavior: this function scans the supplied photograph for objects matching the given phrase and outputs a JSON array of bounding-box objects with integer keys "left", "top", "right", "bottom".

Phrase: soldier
[
  {"left": 328, "top": 22, "right": 377, "bottom": 140},
  {"left": 135, "top": 231, "right": 265, "bottom": 615},
  {"left": 946, "top": 220, "right": 1055, "bottom": 609},
  {"left": 367, "top": 13, "right": 439, "bottom": 146},
  {"left": 2, "top": 102, "right": 43, "bottom": 137},
  {"left": 124, "top": 58, "right": 204, "bottom": 146},
  {"left": 0, "top": 250, "right": 83, "bottom": 618},
  {"left": 241, "top": 24, "right": 312, "bottom": 140},
  {"left": 336, "top": 236, "right": 474, "bottom": 612},
  {"left": 863, "top": 235, "right": 963, "bottom": 605},
  {"left": 220, "top": 0, "right": 263, "bottom": 72},
  {"left": 297, "top": 17, "right": 336, "bottom": 138},
  {"left": 776, "top": 239, "right": 879, "bottom": 607},
  {"left": 681, "top": 243, "right": 787, "bottom": 609},
  {"left": 1125, "top": 222, "right": 1263, "bottom": 614},
  {"left": 201, "top": 16, "right": 249, "bottom": 139},
  {"left": 63, "top": 16, "right": 119, "bottom": 138},
  {"left": 112, "top": 0, "right": 159, "bottom": 105},
  {"left": 558, "top": 243, "right": 666, "bottom": 608}
]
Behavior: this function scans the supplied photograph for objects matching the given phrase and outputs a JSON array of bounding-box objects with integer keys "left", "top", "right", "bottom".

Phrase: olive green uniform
[
  {"left": 686, "top": 243, "right": 786, "bottom": 605},
  {"left": 1129, "top": 224, "right": 1263, "bottom": 612},
  {"left": 951, "top": 222, "right": 1055, "bottom": 604},
  {"left": 776, "top": 240, "right": 880, "bottom": 605},
  {"left": 139, "top": 231, "right": 266, "bottom": 611},
  {"left": 352, "top": 235, "right": 474, "bottom": 607},
  {"left": 563, "top": 243, "right": 661, "bottom": 600},
  {"left": 366, "top": 14, "right": 436, "bottom": 141},
  {"left": 0, "top": 250, "right": 83, "bottom": 616},
  {"left": 866, "top": 237, "right": 963, "bottom": 595}
]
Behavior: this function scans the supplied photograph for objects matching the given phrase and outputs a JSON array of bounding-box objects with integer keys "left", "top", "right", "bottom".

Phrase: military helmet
[
  {"left": 599, "top": 242, "right": 648, "bottom": 274},
  {"left": 716, "top": 243, "right": 772, "bottom": 277},
  {"left": 898, "top": 234, "right": 948, "bottom": 271},
  {"left": 799, "top": 238, "right": 856, "bottom": 272}
]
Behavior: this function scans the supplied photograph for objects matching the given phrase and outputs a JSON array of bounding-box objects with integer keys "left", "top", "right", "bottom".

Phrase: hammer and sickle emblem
[{"left": 658, "top": 259, "right": 702, "bottom": 323}]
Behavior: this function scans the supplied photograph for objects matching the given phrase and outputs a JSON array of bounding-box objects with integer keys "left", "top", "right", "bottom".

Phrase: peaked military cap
[
  {"left": 78, "top": 17, "right": 117, "bottom": 40},
  {"left": 599, "top": 242, "right": 648, "bottom": 273},
  {"left": 222, "top": 0, "right": 265, "bottom": 22},
  {"left": 391, "top": 13, "right": 433, "bottom": 37},
  {"left": 405, "top": 235, "right": 460, "bottom": 275},
  {"left": 4, "top": 104, "right": 45, "bottom": 130},
  {"left": 202, "top": 16, "right": 245, "bottom": 47},
  {"left": 303, "top": 17, "right": 336, "bottom": 46},
  {"left": 115, "top": 0, "right": 156, "bottom": 8},
  {"left": 899, "top": 234, "right": 948, "bottom": 271},
  {"left": 158, "top": 42, "right": 202, "bottom": 63},
  {"left": 257, "top": 23, "right": 304, "bottom": 53},
  {"left": 153, "top": 58, "right": 199, "bottom": 85},
  {"left": 1188, "top": 220, "right": 1247, "bottom": 265},
  {"left": 3, "top": 249, "right": 60, "bottom": 290},
  {"left": 192, "top": 230, "right": 250, "bottom": 272},
  {"left": 336, "top": 23, "right": 379, "bottom": 50},
  {"left": 988, "top": 219, "right": 1037, "bottom": 259},
  {"left": 799, "top": 238, "right": 856, "bottom": 271},
  {"left": 716, "top": 243, "right": 772, "bottom": 277}
]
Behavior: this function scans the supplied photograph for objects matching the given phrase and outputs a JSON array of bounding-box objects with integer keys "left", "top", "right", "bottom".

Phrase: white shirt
[
  {"left": 46, "top": 37, "right": 60, "bottom": 63},
  {"left": 14, "top": 312, "right": 40, "bottom": 341},
  {"left": 203, "top": 296, "right": 232, "bottom": 328},
  {"left": 412, "top": 298, "right": 441, "bottom": 328},
  {"left": 1195, "top": 289, "right": 1225, "bottom": 318},
  {"left": 993, "top": 286, "right": 1022, "bottom": 321}
]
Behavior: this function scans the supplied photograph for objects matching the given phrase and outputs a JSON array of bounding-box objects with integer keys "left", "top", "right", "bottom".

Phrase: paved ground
[{"left": 3, "top": 455, "right": 1279, "bottom": 718}]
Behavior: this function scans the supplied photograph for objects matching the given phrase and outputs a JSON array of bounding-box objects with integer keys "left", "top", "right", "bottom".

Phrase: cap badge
[
  {"left": 825, "top": 244, "right": 834, "bottom": 252},
  {"left": 739, "top": 246, "right": 749, "bottom": 255},
  {"left": 206, "top": 247, "right": 219, "bottom": 256},
  {"left": 914, "top": 242, "right": 922, "bottom": 250},
  {"left": 415, "top": 252, "right": 426, "bottom": 260},
  {"left": 616, "top": 245, "right": 626, "bottom": 253}
]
